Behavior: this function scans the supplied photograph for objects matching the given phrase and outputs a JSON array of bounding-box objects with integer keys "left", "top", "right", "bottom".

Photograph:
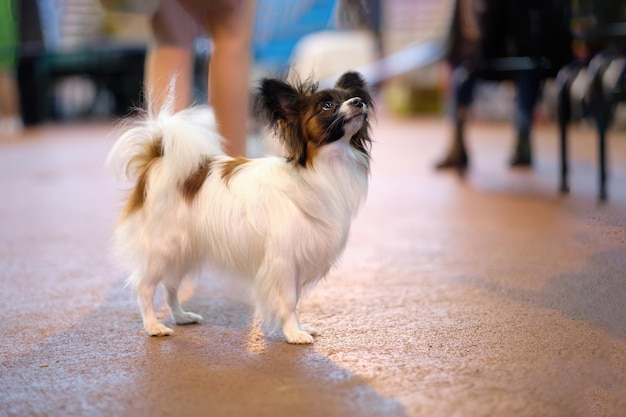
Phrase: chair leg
[
  {"left": 557, "top": 85, "right": 570, "bottom": 194},
  {"left": 556, "top": 65, "right": 576, "bottom": 194},
  {"left": 588, "top": 52, "right": 614, "bottom": 201},
  {"left": 559, "top": 120, "right": 569, "bottom": 194},
  {"left": 598, "top": 125, "right": 607, "bottom": 201}
]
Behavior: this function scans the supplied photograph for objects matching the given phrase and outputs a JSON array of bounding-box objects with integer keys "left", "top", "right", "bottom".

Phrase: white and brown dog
[{"left": 107, "top": 71, "right": 373, "bottom": 344}]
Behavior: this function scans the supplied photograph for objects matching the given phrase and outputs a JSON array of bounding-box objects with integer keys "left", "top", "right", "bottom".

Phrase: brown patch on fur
[
  {"left": 182, "top": 157, "right": 212, "bottom": 203},
  {"left": 120, "top": 157, "right": 160, "bottom": 221},
  {"left": 305, "top": 140, "right": 321, "bottom": 168},
  {"left": 221, "top": 157, "right": 251, "bottom": 185},
  {"left": 125, "top": 137, "right": 163, "bottom": 178},
  {"left": 119, "top": 138, "right": 163, "bottom": 221}
]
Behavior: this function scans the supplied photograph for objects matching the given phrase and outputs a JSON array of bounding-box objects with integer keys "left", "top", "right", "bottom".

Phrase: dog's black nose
[{"left": 349, "top": 97, "right": 365, "bottom": 108}]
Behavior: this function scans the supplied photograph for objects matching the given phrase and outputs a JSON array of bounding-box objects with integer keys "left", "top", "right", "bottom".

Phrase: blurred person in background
[
  {"left": 102, "top": 0, "right": 255, "bottom": 156},
  {"left": 0, "top": 0, "right": 22, "bottom": 138},
  {"left": 435, "top": 0, "right": 571, "bottom": 170}
]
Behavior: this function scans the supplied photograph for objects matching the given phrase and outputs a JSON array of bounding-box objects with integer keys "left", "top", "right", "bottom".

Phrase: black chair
[
  {"left": 556, "top": 0, "right": 626, "bottom": 201},
  {"left": 446, "top": 0, "right": 572, "bottom": 171}
]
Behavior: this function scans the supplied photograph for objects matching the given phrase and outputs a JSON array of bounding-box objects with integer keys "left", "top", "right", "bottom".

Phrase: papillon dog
[{"left": 107, "top": 71, "right": 373, "bottom": 344}]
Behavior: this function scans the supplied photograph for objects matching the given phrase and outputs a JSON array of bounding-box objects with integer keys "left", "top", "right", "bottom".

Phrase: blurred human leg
[
  {"left": 436, "top": 65, "right": 474, "bottom": 170},
  {"left": 0, "top": 70, "right": 21, "bottom": 137},
  {"left": 0, "top": 0, "right": 21, "bottom": 137},
  {"left": 145, "top": 0, "right": 200, "bottom": 113},
  {"left": 510, "top": 70, "right": 541, "bottom": 166},
  {"left": 177, "top": 0, "right": 255, "bottom": 157}
]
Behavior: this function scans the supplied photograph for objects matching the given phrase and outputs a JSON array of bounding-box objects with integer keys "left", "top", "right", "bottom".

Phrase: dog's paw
[
  {"left": 284, "top": 329, "right": 314, "bottom": 344},
  {"left": 301, "top": 324, "right": 319, "bottom": 336},
  {"left": 145, "top": 323, "right": 174, "bottom": 336},
  {"left": 174, "top": 311, "right": 202, "bottom": 325}
]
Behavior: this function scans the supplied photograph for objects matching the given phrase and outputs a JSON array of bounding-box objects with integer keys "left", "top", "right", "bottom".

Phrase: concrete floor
[{"left": 1, "top": 111, "right": 625, "bottom": 417}]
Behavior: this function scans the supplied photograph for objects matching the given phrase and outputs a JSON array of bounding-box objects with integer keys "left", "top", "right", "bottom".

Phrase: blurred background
[
  {"left": 3, "top": 4, "right": 626, "bottom": 415},
  {"left": 0, "top": 0, "right": 625, "bottom": 134}
]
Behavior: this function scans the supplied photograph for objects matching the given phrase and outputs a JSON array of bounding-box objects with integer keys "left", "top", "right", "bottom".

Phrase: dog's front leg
[
  {"left": 255, "top": 257, "right": 315, "bottom": 344},
  {"left": 297, "top": 314, "right": 319, "bottom": 338},
  {"left": 282, "top": 311, "right": 314, "bottom": 344},
  {"left": 279, "top": 278, "right": 317, "bottom": 344}
]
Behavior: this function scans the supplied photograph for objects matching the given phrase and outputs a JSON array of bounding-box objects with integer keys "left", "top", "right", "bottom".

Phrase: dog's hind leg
[
  {"left": 165, "top": 276, "right": 202, "bottom": 325},
  {"left": 135, "top": 272, "right": 173, "bottom": 336}
]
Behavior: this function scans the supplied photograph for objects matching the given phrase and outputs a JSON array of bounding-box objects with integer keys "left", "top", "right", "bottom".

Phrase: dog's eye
[{"left": 322, "top": 102, "right": 334, "bottom": 111}]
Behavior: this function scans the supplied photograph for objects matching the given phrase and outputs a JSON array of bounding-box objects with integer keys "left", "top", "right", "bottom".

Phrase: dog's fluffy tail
[{"left": 106, "top": 100, "right": 225, "bottom": 187}]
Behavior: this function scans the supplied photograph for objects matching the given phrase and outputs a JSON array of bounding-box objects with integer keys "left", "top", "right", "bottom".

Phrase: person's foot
[
  {"left": 435, "top": 124, "right": 468, "bottom": 170},
  {"left": 509, "top": 132, "right": 532, "bottom": 167},
  {"left": 435, "top": 147, "right": 469, "bottom": 170},
  {"left": 509, "top": 152, "right": 532, "bottom": 167}
]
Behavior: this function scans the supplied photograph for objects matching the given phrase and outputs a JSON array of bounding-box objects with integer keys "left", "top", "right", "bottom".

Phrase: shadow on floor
[
  {"left": 463, "top": 247, "right": 626, "bottom": 341},
  {"left": 1, "top": 278, "right": 408, "bottom": 417}
]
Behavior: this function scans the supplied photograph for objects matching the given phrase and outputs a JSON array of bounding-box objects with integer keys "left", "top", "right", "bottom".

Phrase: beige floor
[{"left": 1, "top": 110, "right": 625, "bottom": 417}]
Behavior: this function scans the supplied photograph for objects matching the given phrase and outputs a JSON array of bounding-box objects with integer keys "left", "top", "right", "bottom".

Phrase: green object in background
[
  {"left": 0, "top": 0, "right": 18, "bottom": 69},
  {"left": 385, "top": 83, "right": 444, "bottom": 116}
]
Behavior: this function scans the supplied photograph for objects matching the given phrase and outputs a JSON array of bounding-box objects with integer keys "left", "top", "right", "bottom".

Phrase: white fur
[{"left": 107, "top": 105, "right": 369, "bottom": 344}]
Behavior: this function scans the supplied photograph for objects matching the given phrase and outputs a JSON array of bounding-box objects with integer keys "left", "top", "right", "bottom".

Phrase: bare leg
[
  {"left": 0, "top": 70, "right": 22, "bottom": 137},
  {"left": 0, "top": 70, "right": 20, "bottom": 116},
  {"left": 144, "top": 46, "right": 194, "bottom": 113},
  {"left": 177, "top": 0, "right": 256, "bottom": 156},
  {"left": 144, "top": 0, "right": 199, "bottom": 113}
]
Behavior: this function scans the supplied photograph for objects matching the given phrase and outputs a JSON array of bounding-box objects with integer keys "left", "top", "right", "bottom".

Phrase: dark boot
[
  {"left": 435, "top": 123, "right": 469, "bottom": 170},
  {"left": 509, "top": 131, "right": 532, "bottom": 167}
]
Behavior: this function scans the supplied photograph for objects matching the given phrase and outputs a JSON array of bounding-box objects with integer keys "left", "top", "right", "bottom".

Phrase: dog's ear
[
  {"left": 335, "top": 71, "right": 366, "bottom": 90},
  {"left": 335, "top": 71, "right": 373, "bottom": 109},
  {"left": 254, "top": 78, "right": 301, "bottom": 129},
  {"left": 254, "top": 77, "right": 314, "bottom": 165}
]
